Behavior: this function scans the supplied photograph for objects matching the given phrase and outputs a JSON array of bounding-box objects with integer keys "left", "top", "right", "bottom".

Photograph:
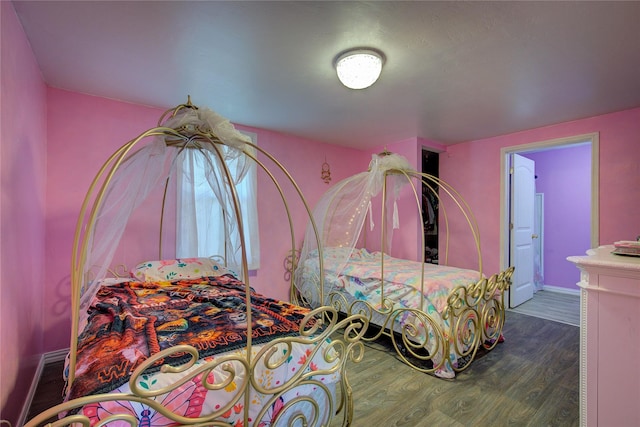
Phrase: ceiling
[{"left": 12, "top": 1, "right": 640, "bottom": 149}]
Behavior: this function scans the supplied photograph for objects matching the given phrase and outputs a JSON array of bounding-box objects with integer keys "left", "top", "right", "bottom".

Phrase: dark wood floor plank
[{"left": 25, "top": 360, "right": 65, "bottom": 425}]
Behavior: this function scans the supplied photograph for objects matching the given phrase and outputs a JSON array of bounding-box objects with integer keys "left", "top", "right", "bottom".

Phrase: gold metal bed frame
[
  {"left": 25, "top": 98, "right": 369, "bottom": 426},
  {"left": 292, "top": 153, "right": 514, "bottom": 376}
]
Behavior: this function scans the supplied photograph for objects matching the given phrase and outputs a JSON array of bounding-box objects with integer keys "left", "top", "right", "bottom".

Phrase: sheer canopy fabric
[
  {"left": 79, "top": 107, "right": 257, "bottom": 313},
  {"left": 296, "top": 153, "right": 413, "bottom": 287}
]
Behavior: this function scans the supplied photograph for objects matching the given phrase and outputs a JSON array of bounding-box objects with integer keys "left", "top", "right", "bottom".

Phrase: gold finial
[
  {"left": 378, "top": 146, "right": 391, "bottom": 156},
  {"left": 157, "top": 96, "right": 197, "bottom": 125}
]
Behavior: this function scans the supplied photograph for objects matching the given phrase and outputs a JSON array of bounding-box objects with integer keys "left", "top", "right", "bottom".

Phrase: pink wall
[
  {"left": 236, "top": 125, "right": 370, "bottom": 300},
  {"left": 45, "top": 90, "right": 166, "bottom": 353},
  {"left": 44, "top": 89, "right": 369, "bottom": 353},
  {"left": 362, "top": 136, "right": 489, "bottom": 271},
  {"left": 441, "top": 107, "right": 640, "bottom": 276},
  {"left": 375, "top": 138, "right": 422, "bottom": 261},
  {"left": 0, "top": 1, "right": 48, "bottom": 423}
]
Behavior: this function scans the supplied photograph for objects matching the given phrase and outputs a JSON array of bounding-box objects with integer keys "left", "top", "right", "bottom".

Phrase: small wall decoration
[{"left": 321, "top": 158, "right": 332, "bottom": 184}]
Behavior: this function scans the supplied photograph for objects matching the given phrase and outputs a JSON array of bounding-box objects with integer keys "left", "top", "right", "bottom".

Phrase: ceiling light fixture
[{"left": 334, "top": 48, "right": 385, "bottom": 90}]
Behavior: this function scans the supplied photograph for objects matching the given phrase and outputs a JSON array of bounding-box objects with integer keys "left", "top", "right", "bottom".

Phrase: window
[{"left": 176, "top": 131, "right": 259, "bottom": 272}]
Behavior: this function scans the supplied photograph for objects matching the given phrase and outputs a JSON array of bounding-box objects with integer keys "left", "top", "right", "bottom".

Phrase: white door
[{"left": 510, "top": 153, "right": 536, "bottom": 307}]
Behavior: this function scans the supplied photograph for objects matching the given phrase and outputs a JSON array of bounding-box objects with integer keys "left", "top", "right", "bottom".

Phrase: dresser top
[{"left": 567, "top": 245, "right": 640, "bottom": 272}]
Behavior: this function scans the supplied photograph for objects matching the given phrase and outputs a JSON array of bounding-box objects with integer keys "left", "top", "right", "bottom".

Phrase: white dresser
[{"left": 567, "top": 245, "right": 640, "bottom": 427}]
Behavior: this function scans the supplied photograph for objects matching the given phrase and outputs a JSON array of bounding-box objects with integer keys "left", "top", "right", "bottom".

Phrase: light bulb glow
[{"left": 335, "top": 49, "right": 384, "bottom": 90}]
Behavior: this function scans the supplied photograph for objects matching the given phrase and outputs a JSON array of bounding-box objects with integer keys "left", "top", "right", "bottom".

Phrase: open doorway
[
  {"left": 422, "top": 149, "right": 439, "bottom": 264},
  {"left": 500, "top": 133, "right": 599, "bottom": 309}
]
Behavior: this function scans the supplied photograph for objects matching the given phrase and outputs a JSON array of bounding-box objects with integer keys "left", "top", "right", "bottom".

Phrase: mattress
[
  {"left": 64, "top": 274, "right": 341, "bottom": 425},
  {"left": 297, "top": 248, "right": 487, "bottom": 378}
]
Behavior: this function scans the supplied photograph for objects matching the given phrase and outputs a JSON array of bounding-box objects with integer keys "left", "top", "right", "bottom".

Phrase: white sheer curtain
[{"left": 176, "top": 132, "right": 260, "bottom": 274}]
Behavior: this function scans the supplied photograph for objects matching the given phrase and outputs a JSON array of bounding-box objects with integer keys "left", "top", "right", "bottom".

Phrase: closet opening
[{"left": 422, "top": 149, "right": 439, "bottom": 264}]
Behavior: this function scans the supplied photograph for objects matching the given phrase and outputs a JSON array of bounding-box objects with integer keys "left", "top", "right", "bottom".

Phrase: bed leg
[{"left": 340, "top": 374, "right": 355, "bottom": 427}]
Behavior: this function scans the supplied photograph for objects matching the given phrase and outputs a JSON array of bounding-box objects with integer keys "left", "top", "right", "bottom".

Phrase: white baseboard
[
  {"left": 18, "top": 348, "right": 69, "bottom": 427},
  {"left": 541, "top": 284, "right": 580, "bottom": 295},
  {"left": 43, "top": 347, "right": 69, "bottom": 364}
]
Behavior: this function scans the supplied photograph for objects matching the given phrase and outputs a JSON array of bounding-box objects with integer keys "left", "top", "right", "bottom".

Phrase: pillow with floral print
[{"left": 130, "top": 257, "right": 236, "bottom": 282}]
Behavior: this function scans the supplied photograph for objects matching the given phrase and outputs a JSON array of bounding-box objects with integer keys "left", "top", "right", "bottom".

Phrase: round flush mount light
[{"left": 334, "top": 48, "right": 385, "bottom": 90}]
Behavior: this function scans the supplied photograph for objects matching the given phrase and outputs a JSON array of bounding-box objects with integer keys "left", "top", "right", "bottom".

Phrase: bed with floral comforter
[{"left": 297, "top": 247, "right": 509, "bottom": 378}]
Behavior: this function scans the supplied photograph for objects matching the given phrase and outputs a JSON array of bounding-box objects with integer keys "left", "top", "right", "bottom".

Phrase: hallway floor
[{"left": 508, "top": 290, "right": 580, "bottom": 326}]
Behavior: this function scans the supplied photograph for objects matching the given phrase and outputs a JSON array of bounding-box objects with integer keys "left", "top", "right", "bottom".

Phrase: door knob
[{"left": 532, "top": 234, "right": 539, "bottom": 239}]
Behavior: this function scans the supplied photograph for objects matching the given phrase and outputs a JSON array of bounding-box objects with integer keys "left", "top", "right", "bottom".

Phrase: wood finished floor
[
  {"left": 27, "top": 310, "right": 579, "bottom": 426},
  {"left": 509, "top": 290, "right": 580, "bottom": 327},
  {"left": 332, "top": 310, "right": 579, "bottom": 426}
]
